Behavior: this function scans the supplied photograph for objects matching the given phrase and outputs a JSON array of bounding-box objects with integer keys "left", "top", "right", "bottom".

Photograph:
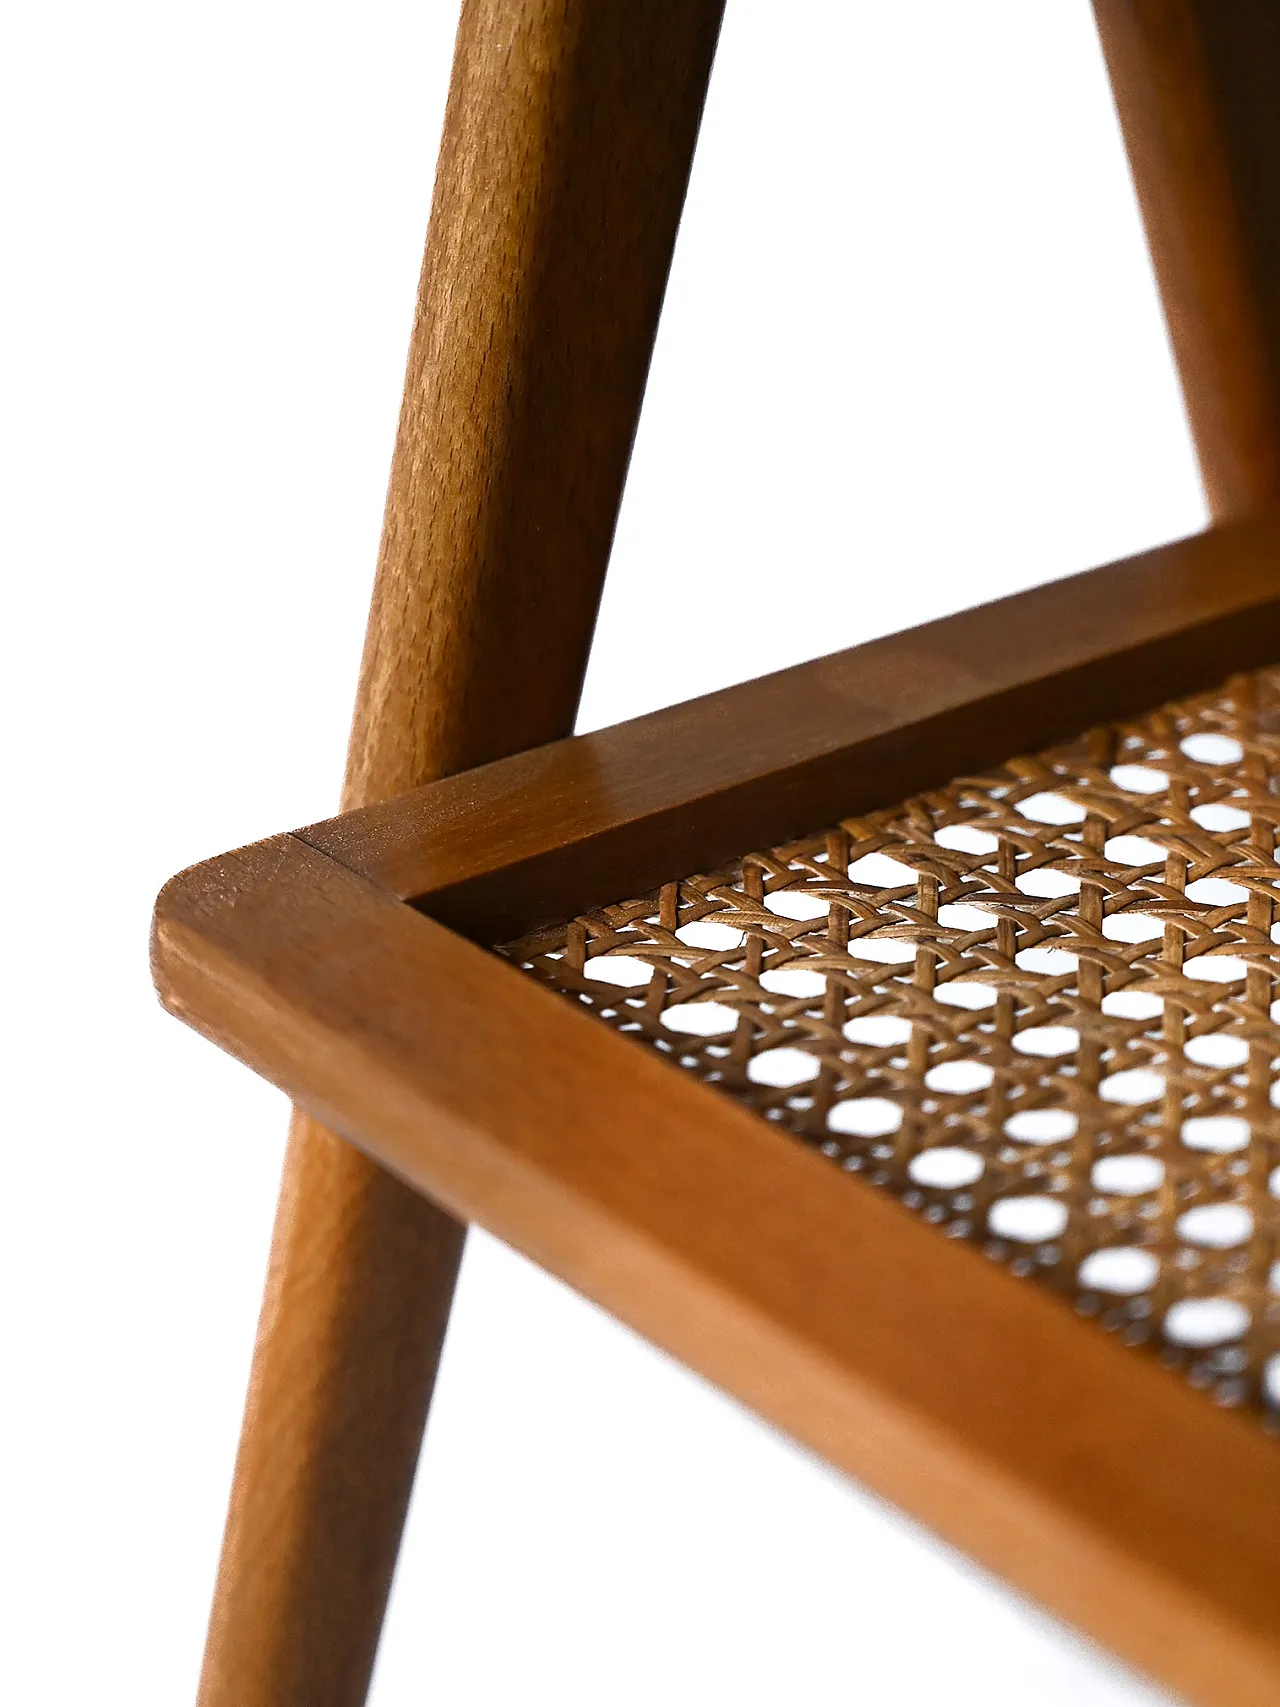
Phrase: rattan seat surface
[
  {"left": 502, "top": 667, "right": 1280, "bottom": 1426},
  {"left": 155, "top": 523, "right": 1280, "bottom": 1705}
]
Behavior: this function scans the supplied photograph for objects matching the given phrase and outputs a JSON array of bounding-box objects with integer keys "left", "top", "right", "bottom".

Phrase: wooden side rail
[
  {"left": 154, "top": 794, "right": 1280, "bottom": 1707},
  {"left": 298, "top": 510, "right": 1280, "bottom": 941}
]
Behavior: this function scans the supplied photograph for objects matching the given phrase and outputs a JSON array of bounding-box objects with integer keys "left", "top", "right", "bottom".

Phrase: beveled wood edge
[
  {"left": 296, "top": 512, "right": 1280, "bottom": 944},
  {"left": 153, "top": 833, "right": 1280, "bottom": 1707}
]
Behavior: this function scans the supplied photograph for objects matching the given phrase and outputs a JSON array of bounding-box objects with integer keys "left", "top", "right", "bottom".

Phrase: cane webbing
[{"left": 500, "top": 668, "right": 1280, "bottom": 1425}]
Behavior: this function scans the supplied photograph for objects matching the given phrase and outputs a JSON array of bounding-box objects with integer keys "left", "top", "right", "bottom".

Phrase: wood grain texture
[
  {"left": 199, "top": 1117, "right": 465, "bottom": 1707},
  {"left": 343, "top": 0, "right": 726, "bottom": 803},
  {"left": 154, "top": 834, "right": 1280, "bottom": 1707},
  {"left": 199, "top": 5, "right": 724, "bottom": 1705},
  {"left": 1095, "top": 0, "right": 1280, "bottom": 518},
  {"left": 299, "top": 510, "right": 1280, "bottom": 941}
]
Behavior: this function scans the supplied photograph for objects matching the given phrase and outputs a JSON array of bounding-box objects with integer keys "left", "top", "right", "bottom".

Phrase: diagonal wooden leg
[
  {"left": 199, "top": 1117, "right": 464, "bottom": 1707},
  {"left": 195, "top": 4, "right": 725, "bottom": 1704},
  {"left": 1093, "top": 0, "right": 1280, "bottom": 519}
]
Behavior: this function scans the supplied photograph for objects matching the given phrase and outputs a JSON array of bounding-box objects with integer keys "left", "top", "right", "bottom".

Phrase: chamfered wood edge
[
  {"left": 152, "top": 832, "right": 1280, "bottom": 1707},
  {"left": 295, "top": 512, "right": 1280, "bottom": 944}
]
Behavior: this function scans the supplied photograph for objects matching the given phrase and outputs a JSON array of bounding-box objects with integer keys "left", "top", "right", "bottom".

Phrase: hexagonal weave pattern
[{"left": 499, "top": 668, "right": 1280, "bottom": 1424}]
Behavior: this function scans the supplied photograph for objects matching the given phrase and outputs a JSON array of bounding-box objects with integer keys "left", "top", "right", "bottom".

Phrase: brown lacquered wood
[
  {"left": 200, "top": 1117, "right": 465, "bottom": 1707},
  {"left": 181, "top": 8, "right": 1280, "bottom": 1693},
  {"left": 1095, "top": 0, "right": 1280, "bottom": 518},
  {"left": 200, "top": 5, "right": 724, "bottom": 1706},
  {"left": 154, "top": 835, "right": 1280, "bottom": 1707},
  {"left": 343, "top": 0, "right": 725, "bottom": 800},
  {"left": 299, "top": 511, "right": 1280, "bottom": 943}
]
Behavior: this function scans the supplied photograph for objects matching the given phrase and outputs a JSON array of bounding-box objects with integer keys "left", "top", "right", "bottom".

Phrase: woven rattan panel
[{"left": 499, "top": 670, "right": 1280, "bottom": 1425}]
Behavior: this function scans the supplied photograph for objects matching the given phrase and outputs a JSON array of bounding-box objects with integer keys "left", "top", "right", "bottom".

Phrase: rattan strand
[{"left": 500, "top": 668, "right": 1280, "bottom": 1424}]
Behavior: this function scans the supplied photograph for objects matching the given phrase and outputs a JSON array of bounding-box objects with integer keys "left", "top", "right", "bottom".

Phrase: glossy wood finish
[
  {"left": 154, "top": 830, "right": 1280, "bottom": 1707},
  {"left": 1095, "top": 1, "right": 1280, "bottom": 518},
  {"left": 300, "top": 511, "right": 1280, "bottom": 942},
  {"left": 199, "top": 5, "right": 724, "bottom": 1705}
]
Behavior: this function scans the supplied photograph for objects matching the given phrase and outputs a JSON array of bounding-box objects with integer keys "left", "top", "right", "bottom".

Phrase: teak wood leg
[
  {"left": 1094, "top": 0, "right": 1280, "bottom": 518},
  {"left": 195, "top": 4, "right": 724, "bottom": 1704},
  {"left": 199, "top": 1117, "right": 465, "bottom": 1707}
]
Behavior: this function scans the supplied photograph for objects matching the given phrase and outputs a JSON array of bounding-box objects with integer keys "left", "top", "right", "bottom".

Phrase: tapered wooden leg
[
  {"left": 195, "top": 4, "right": 726, "bottom": 1704},
  {"left": 1094, "top": 1, "right": 1280, "bottom": 518},
  {"left": 198, "top": 1115, "right": 465, "bottom": 1707}
]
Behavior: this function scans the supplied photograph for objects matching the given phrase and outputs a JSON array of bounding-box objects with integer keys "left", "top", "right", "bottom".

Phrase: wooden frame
[
  {"left": 176, "top": 5, "right": 1280, "bottom": 1700},
  {"left": 156, "top": 513, "right": 1280, "bottom": 1707}
]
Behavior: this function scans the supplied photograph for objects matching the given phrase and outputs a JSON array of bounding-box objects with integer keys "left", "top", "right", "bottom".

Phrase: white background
[{"left": 2, "top": 2, "right": 1210, "bottom": 1703}]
